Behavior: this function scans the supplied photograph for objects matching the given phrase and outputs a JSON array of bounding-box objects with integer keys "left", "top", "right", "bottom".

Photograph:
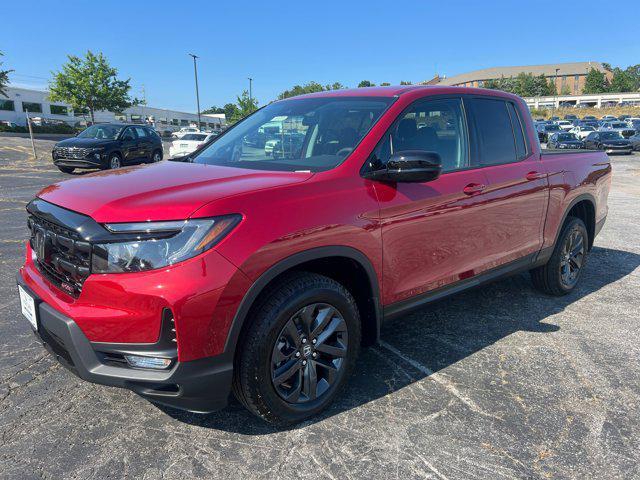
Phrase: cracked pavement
[{"left": 1, "top": 136, "right": 639, "bottom": 479}]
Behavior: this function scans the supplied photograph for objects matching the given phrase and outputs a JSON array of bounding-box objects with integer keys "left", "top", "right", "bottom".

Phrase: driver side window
[{"left": 369, "top": 97, "right": 469, "bottom": 172}]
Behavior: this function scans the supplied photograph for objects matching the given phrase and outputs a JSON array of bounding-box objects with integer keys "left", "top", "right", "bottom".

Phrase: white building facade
[{"left": 0, "top": 86, "right": 226, "bottom": 132}]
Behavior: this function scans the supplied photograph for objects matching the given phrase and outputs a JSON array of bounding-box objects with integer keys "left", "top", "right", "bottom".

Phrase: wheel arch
[
  {"left": 556, "top": 193, "right": 597, "bottom": 250},
  {"left": 223, "top": 246, "right": 382, "bottom": 358}
]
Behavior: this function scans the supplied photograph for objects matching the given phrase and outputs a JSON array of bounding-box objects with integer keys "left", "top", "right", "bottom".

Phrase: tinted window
[
  {"left": 182, "top": 134, "right": 208, "bottom": 141},
  {"left": 77, "top": 124, "right": 125, "bottom": 140},
  {"left": 469, "top": 98, "right": 517, "bottom": 165},
  {"left": 0, "top": 99, "right": 14, "bottom": 111},
  {"left": 134, "top": 127, "right": 147, "bottom": 138},
  {"left": 369, "top": 97, "right": 468, "bottom": 172},
  {"left": 507, "top": 103, "right": 527, "bottom": 159},
  {"left": 121, "top": 128, "right": 136, "bottom": 140},
  {"left": 22, "top": 101, "right": 42, "bottom": 113}
]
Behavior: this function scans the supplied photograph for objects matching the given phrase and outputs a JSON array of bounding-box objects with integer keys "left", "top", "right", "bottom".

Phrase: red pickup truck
[{"left": 18, "top": 86, "right": 611, "bottom": 425}]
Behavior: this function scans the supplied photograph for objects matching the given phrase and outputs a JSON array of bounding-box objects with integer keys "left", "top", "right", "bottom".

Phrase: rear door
[
  {"left": 134, "top": 126, "right": 152, "bottom": 161},
  {"left": 119, "top": 127, "right": 139, "bottom": 163},
  {"left": 465, "top": 97, "right": 548, "bottom": 268}
]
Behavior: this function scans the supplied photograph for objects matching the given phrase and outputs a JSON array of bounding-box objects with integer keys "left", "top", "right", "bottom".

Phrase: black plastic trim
[
  {"left": 17, "top": 277, "right": 231, "bottom": 413},
  {"left": 223, "top": 246, "right": 382, "bottom": 355},
  {"left": 384, "top": 253, "right": 539, "bottom": 320}
]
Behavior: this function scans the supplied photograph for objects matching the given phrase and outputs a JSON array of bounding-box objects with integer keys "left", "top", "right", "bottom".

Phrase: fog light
[
  {"left": 94, "top": 153, "right": 101, "bottom": 160},
  {"left": 125, "top": 355, "right": 172, "bottom": 370}
]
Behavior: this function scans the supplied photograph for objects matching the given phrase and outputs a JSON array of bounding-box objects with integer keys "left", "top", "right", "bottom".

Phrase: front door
[
  {"left": 119, "top": 127, "right": 138, "bottom": 162},
  {"left": 369, "top": 97, "right": 494, "bottom": 306}
]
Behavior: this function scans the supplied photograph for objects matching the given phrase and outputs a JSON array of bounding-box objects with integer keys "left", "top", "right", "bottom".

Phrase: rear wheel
[
  {"left": 233, "top": 272, "right": 361, "bottom": 426},
  {"left": 57, "top": 166, "right": 74, "bottom": 174},
  {"left": 531, "top": 217, "right": 588, "bottom": 296}
]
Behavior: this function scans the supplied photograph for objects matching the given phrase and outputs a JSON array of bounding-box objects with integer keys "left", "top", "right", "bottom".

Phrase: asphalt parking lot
[{"left": 1, "top": 136, "right": 639, "bottom": 479}]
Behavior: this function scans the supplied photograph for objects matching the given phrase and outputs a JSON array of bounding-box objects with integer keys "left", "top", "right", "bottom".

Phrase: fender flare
[
  {"left": 551, "top": 192, "right": 597, "bottom": 250},
  {"left": 222, "top": 246, "right": 382, "bottom": 357}
]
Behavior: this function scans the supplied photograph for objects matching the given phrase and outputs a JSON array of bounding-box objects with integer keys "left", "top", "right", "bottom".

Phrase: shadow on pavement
[{"left": 160, "top": 246, "right": 640, "bottom": 434}]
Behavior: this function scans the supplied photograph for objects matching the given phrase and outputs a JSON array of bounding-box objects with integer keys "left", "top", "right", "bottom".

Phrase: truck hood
[{"left": 37, "top": 161, "right": 313, "bottom": 223}]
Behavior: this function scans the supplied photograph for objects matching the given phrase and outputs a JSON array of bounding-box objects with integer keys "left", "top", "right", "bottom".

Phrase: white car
[
  {"left": 556, "top": 120, "right": 573, "bottom": 131},
  {"left": 171, "top": 127, "right": 201, "bottom": 139},
  {"left": 264, "top": 139, "right": 279, "bottom": 156},
  {"left": 601, "top": 115, "right": 617, "bottom": 122},
  {"left": 569, "top": 125, "right": 596, "bottom": 139},
  {"left": 169, "top": 133, "right": 214, "bottom": 157}
]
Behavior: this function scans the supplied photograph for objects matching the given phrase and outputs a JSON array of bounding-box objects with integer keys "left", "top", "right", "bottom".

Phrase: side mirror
[{"left": 364, "top": 151, "right": 442, "bottom": 183}]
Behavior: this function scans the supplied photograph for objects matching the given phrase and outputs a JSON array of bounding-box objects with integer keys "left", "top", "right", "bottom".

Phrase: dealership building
[
  {"left": 433, "top": 62, "right": 612, "bottom": 96},
  {"left": 0, "top": 86, "right": 226, "bottom": 131}
]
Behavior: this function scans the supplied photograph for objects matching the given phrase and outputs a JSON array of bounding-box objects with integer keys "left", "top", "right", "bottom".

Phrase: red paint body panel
[{"left": 21, "top": 86, "right": 611, "bottom": 362}]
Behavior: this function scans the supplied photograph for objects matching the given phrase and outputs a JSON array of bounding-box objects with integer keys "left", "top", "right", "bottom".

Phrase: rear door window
[
  {"left": 507, "top": 103, "right": 527, "bottom": 159},
  {"left": 468, "top": 98, "right": 518, "bottom": 166}
]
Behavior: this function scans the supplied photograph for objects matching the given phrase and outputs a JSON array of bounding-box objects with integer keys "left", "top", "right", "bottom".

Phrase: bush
[{"left": 0, "top": 123, "right": 76, "bottom": 134}]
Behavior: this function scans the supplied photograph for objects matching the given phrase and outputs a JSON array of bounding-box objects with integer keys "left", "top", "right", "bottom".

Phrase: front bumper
[
  {"left": 17, "top": 277, "right": 233, "bottom": 413},
  {"left": 53, "top": 158, "right": 104, "bottom": 169}
]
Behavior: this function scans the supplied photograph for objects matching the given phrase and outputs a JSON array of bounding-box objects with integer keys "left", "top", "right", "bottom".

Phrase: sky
[{"left": 3, "top": 0, "right": 639, "bottom": 113}]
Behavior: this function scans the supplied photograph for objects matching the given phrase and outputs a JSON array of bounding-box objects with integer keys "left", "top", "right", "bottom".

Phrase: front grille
[
  {"left": 28, "top": 215, "right": 91, "bottom": 297},
  {"left": 54, "top": 147, "right": 92, "bottom": 159}
]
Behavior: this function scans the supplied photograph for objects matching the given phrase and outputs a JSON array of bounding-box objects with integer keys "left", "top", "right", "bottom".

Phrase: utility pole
[
  {"left": 189, "top": 53, "right": 201, "bottom": 130},
  {"left": 248, "top": 77, "right": 253, "bottom": 109},
  {"left": 25, "top": 109, "right": 37, "bottom": 159}
]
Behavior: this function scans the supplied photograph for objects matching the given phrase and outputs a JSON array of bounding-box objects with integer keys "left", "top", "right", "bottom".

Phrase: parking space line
[{"left": 377, "top": 340, "right": 503, "bottom": 421}]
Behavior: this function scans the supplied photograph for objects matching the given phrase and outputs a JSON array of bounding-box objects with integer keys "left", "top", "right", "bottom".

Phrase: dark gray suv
[{"left": 52, "top": 123, "right": 163, "bottom": 173}]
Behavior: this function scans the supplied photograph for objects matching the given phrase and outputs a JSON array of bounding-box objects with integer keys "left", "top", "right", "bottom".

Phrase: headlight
[{"left": 91, "top": 215, "right": 241, "bottom": 273}]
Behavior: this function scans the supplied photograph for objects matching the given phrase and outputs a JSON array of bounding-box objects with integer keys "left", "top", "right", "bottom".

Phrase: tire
[
  {"left": 233, "top": 272, "right": 361, "bottom": 426},
  {"left": 57, "top": 166, "right": 74, "bottom": 174},
  {"left": 150, "top": 149, "right": 163, "bottom": 163},
  {"left": 530, "top": 217, "right": 588, "bottom": 296},
  {"left": 108, "top": 153, "right": 122, "bottom": 170}
]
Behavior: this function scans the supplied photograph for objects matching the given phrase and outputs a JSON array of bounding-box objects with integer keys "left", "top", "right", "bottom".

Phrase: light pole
[
  {"left": 247, "top": 77, "right": 253, "bottom": 109},
  {"left": 189, "top": 53, "right": 201, "bottom": 130},
  {"left": 554, "top": 68, "right": 560, "bottom": 114}
]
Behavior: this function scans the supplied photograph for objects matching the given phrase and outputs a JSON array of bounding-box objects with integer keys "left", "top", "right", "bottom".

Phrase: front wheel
[
  {"left": 150, "top": 149, "right": 163, "bottom": 163},
  {"left": 530, "top": 217, "right": 588, "bottom": 296},
  {"left": 108, "top": 153, "right": 122, "bottom": 169},
  {"left": 233, "top": 272, "right": 361, "bottom": 426}
]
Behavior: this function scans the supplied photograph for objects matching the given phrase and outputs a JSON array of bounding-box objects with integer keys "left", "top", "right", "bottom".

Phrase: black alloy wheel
[
  {"left": 559, "top": 228, "right": 585, "bottom": 289},
  {"left": 271, "top": 303, "right": 348, "bottom": 404}
]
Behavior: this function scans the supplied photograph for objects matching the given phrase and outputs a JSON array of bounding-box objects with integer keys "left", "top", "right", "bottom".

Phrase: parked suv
[
  {"left": 19, "top": 86, "right": 611, "bottom": 425},
  {"left": 52, "top": 123, "right": 163, "bottom": 173}
]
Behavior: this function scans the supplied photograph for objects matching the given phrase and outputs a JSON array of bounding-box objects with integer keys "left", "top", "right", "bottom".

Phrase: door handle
[
  {"left": 463, "top": 183, "right": 486, "bottom": 195},
  {"left": 526, "top": 171, "right": 547, "bottom": 181}
]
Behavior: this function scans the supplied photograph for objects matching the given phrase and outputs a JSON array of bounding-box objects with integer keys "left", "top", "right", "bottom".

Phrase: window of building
[
  {"left": 371, "top": 97, "right": 469, "bottom": 172},
  {"left": 172, "top": 119, "right": 179, "bottom": 126},
  {"left": 160, "top": 118, "right": 168, "bottom": 125},
  {"left": 50, "top": 105, "right": 68, "bottom": 115},
  {"left": 114, "top": 113, "right": 127, "bottom": 122},
  {"left": 0, "top": 99, "right": 15, "bottom": 111},
  {"left": 468, "top": 98, "right": 517, "bottom": 166},
  {"left": 180, "top": 119, "right": 189, "bottom": 126},
  {"left": 22, "top": 102, "right": 42, "bottom": 113},
  {"left": 130, "top": 115, "right": 143, "bottom": 123}
]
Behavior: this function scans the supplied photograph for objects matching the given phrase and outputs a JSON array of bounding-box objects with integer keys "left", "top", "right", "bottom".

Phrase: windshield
[
  {"left": 582, "top": 127, "right": 595, "bottom": 131},
  {"left": 548, "top": 125, "right": 560, "bottom": 131},
  {"left": 601, "top": 132, "right": 623, "bottom": 140},
  {"left": 189, "top": 97, "right": 393, "bottom": 172},
  {"left": 181, "top": 134, "right": 208, "bottom": 141},
  {"left": 610, "top": 123, "right": 626, "bottom": 128},
  {"left": 77, "top": 124, "right": 124, "bottom": 140}
]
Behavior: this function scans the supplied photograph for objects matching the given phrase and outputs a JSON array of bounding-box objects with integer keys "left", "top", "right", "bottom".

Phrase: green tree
[
  {"left": 49, "top": 51, "right": 135, "bottom": 123},
  {"left": 357, "top": 80, "right": 375, "bottom": 88},
  {"left": 203, "top": 105, "right": 225, "bottom": 114},
  {"left": 325, "top": 82, "right": 345, "bottom": 91},
  {"left": 380, "top": 82, "right": 391, "bottom": 86},
  {"left": 228, "top": 90, "right": 258, "bottom": 123},
  {"left": 583, "top": 68, "right": 609, "bottom": 94},
  {"left": 278, "top": 81, "right": 326, "bottom": 99},
  {"left": 608, "top": 68, "right": 635, "bottom": 93},
  {"left": 400, "top": 80, "right": 413, "bottom": 85},
  {"left": 0, "top": 51, "right": 12, "bottom": 98},
  {"left": 623, "top": 64, "right": 640, "bottom": 91}
]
